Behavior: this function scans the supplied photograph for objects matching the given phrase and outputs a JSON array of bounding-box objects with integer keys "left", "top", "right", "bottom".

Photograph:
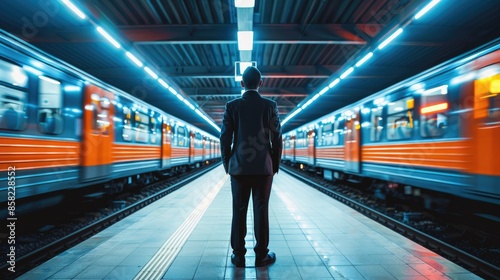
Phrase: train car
[
  {"left": 284, "top": 37, "right": 500, "bottom": 208},
  {"left": 0, "top": 29, "right": 219, "bottom": 212}
]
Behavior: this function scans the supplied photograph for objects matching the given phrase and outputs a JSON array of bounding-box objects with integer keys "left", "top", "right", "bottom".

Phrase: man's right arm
[{"left": 220, "top": 102, "right": 233, "bottom": 174}]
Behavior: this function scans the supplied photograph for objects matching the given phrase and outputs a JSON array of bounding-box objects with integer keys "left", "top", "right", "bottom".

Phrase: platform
[{"left": 18, "top": 165, "right": 482, "bottom": 279}]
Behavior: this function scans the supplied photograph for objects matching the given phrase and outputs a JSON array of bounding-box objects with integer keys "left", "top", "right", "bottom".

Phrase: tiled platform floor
[{"left": 18, "top": 165, "right": 482, "bottom": 279}]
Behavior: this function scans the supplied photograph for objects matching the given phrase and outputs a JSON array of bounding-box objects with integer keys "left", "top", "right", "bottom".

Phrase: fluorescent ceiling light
[
  {"left": 340, "top": 67, "right": 354, "bottom": 79},
  {"left": 414, "top": 0, "right": 441, "bottom": 20},
  {"left": 61, "top": 0, "right": 86, "bottom": 19},
  {"left": 319, "top": 86, "right": 330, "bottom": 95},
  {"left": 96, "top": 26, "right": 121, "bottom": 48},
  {"left": 126, "top": 52, "right": 143, "bottom": 67},
  {"left": 301, "top": 99, "right": 314, "bottom": 110},
  {"left": 237, "top": 31, "right": 254, "bottom": 50},
  {"left": 239, "top": 61, "right": 253, "bottom": 74},
  {"left": 158, "top": 79, "right": 169, "bottom": 88},
  {"left": 281, "top": 108, "right": 302, "bottom": 125},
  {"left": 355, "top": 52, "right": 373, "bottom": 67},
  {"left": 195, "top": 109, "right": 220, "bottom": 132},
  {"left": 378, "top": 28, "right": 403, "bottom": 50},
  {"left": 329, "top": 78, "right": 340, "bottom": 88},
  {"left": 235, "top": 0, "right": 255, "bottom": 8},
  {"left": 168, "top": 87, "right": 179, "bottom": 96},
  {"left": 183, "top": 99, "right": 195, "bottom": 110},
  {"left": 144, "top": 66, "right": 158, "bottom": 79}
]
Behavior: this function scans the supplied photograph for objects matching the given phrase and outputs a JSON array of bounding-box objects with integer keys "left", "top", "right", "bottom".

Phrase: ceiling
[{"left": 1, "top": 0, "right": 500, "bottom": 137}]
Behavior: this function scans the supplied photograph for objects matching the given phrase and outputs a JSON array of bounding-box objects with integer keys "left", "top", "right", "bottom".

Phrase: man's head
[{"left": 241, "top": 66, "right": 262, "bottom": 90}]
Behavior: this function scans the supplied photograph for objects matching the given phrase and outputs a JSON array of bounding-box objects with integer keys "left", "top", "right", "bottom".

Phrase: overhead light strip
[
  {"left": 235, "top": 0, "right": 255, "bottom": 8},
  {"left": 61, "top": 0, "right": 86, "bottom": 19},
  {"left": 96, "top": 26, "right": 121, "bottom": 49},
  {"left": 58, "top": 1, "right": 220, "bottom": 133},
  {"left": 415, "top": 0, "right": 441, "bottom": 19},
  {"left": 126, "top": 51, "right": 143, "bottom": 67},
  {"left": 378, "top": 28, "right": 404, "bottom": 50},
  {"left": 281, "top": 0, "right": 442, "bottom": 126}
]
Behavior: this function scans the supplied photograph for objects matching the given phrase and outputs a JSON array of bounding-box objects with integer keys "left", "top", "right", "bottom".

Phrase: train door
[
  {"left": 81, "top": 84, "right": 114, "bottom": 181},
  {"left": 161, "top": 122, "right": 172, "bottom": 168},
  {"left": 472, "top": 69, "right": 500, "bottom": 179},
  {"left": 307, "top": 129, "right": 315, "bottom": 166},
  {"left": 203, "top": 137, "right": 208, "bottom": 161},
  {"left": 291, "top": 135, "right": 296, "bottom": 162},
  {"left": 189, "top": 131, "right": 195, "bottom": 164},
  {"left": 344, "top": 111, "right": 361, "bottom": 173}
]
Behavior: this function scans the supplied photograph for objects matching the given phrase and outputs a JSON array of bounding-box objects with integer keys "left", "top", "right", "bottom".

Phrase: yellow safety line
[{"left": 134, "top": 175, "right": 228, "bottom": 280}]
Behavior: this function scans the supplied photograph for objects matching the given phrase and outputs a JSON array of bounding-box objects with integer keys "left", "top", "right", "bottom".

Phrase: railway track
[
  {"left": 281, "top": 165, "right": 500, "bottom": 280},
  {"left": 0, "top": 162, "right": 221, "bottom": 279}
]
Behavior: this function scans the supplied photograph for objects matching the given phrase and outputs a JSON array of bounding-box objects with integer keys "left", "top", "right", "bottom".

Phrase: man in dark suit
[{"left": 220, "top": 66, "right": 282, "bottom": 267}]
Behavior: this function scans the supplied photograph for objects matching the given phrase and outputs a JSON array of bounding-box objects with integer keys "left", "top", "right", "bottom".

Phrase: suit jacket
[{"left": 220, "top": 90, "right": 282, "bottom": 175}]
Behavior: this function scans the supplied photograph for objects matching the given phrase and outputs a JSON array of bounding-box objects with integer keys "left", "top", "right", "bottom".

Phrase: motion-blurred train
[
  {"left": 0, "top": 29, "right": 220, "bottom": 213},
  {"left": 282, "top": 37, "right": 500, "bottom": 210}
]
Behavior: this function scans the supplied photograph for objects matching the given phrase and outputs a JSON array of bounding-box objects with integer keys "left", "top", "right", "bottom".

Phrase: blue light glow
[
  {"left": 144, "top": 67, "right": 158, "bottom": 79},
  {"left": 61, "top": 0, "right": 86, "bottom": 19},
  {"left": 378, "top": 28, "right": 403, "bottom": 50},
  {"left": 355, "top": 52, "right": 373, "bottom": 67},
  {"left": 126, "top": 52, "right": 143, "bottom": 67},
  {"left": 340, "top": 67, "right": 354, "bottom": 79},
  {"left": 414, "top": 0, "right": 441, "bottom": 20},
  {"left": 96, "top": 26, "right": 121, "bottom": 48}
]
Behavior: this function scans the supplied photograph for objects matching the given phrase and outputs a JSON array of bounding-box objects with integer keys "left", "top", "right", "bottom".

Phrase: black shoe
[
  {"left": 255, "top": 252, "right": 276, "bottom": 267},
  {"left": 231, "top": 254, "right": 245, "bottom": 267}
]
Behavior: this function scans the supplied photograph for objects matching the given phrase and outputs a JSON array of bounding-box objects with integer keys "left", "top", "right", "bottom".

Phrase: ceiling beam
[
  {"left": 86, "top": 64, "right": 415, "bottom": 80},
  {"left": 22, "top": 24, "right": 469, "bottom": 47},
  {"left": 24, "top": 24, "right": 370, "bottom": 44}
]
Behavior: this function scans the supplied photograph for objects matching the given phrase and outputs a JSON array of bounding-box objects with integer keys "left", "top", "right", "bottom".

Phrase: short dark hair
[{"left": 242, "top": 66, "right": 261, "bottom": 89}]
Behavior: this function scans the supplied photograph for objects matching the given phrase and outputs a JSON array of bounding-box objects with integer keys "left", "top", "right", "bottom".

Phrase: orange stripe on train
[
  {"left": 0, "top": 136, "right": 79, "bottom": 171},
  {"left": 362, "top": 140, "right": 471, "bottom": 171}
]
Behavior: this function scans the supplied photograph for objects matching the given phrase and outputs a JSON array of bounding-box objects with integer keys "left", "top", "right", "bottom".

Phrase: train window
[
  {"left": 284, "top": 135, "right": 291, "bottom": 148},
  {"left": 122, "top": 107, "right": 132, "bottom": 141},
  {"left": 149, "top": 116, "right": 160, "bottom": 144},
  {"left": 0, "top": 85, "right": 27, "bottom": 131},
  {"left": 370, "top": 107, "right": 383, "bottom": 141},
  {"left": 0, "top": 59, "right": 28, "bottom": 131},
  {"left": 134, "top": 111, "right": 149, "bottom": 143},
  {"left": 296, "top": 131, "right": 307, "bottom": 147},
  {"left": 0, "top": 59, "right": 28, "bottom": 87},
  {"left": 37, "top": 76, "right": 63, "bottom": 135},
  {"left": 177, "top": 126, "right": 186, "bottom": 146},
  {"left": 321, "top": 123, "right": 333, "bottom": 146},
  {"left": 88, "top": 94, "right": 110, "bottom": 135},
  {"left": 475, "top": 71, "right": 500, "bottom": 124},
  {"left": 387, "top": 97, "right": 414, "bottom": 140},
  {"left": 333, "top": 118, "right": 342, "bottom": 145},
  {"left": 420, "top": 85, "right": 448, "bottom": 138},
  {"left": 195, "top": 132, "right": 202, "bottom": 148}
]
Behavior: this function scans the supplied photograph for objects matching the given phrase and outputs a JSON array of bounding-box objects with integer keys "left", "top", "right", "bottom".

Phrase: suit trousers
[{"left": 230, "top": 174, "right": 273, "bottom": 257}]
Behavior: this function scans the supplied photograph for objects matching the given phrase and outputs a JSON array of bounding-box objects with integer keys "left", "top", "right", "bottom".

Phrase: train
[
  {"left": 0, "top": 29, "right": 220, "bottom": 214},
  {"left": 282, "top": 37, "right": 500, "bottom": 211}
]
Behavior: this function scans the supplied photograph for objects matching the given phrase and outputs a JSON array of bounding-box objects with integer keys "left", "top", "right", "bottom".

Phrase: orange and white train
[
  {"left": 0, "top": 29, "right": 220, "bottom": 209},
  {"left": 283, "top": 37, "right": 500, "bottom": 209}
]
